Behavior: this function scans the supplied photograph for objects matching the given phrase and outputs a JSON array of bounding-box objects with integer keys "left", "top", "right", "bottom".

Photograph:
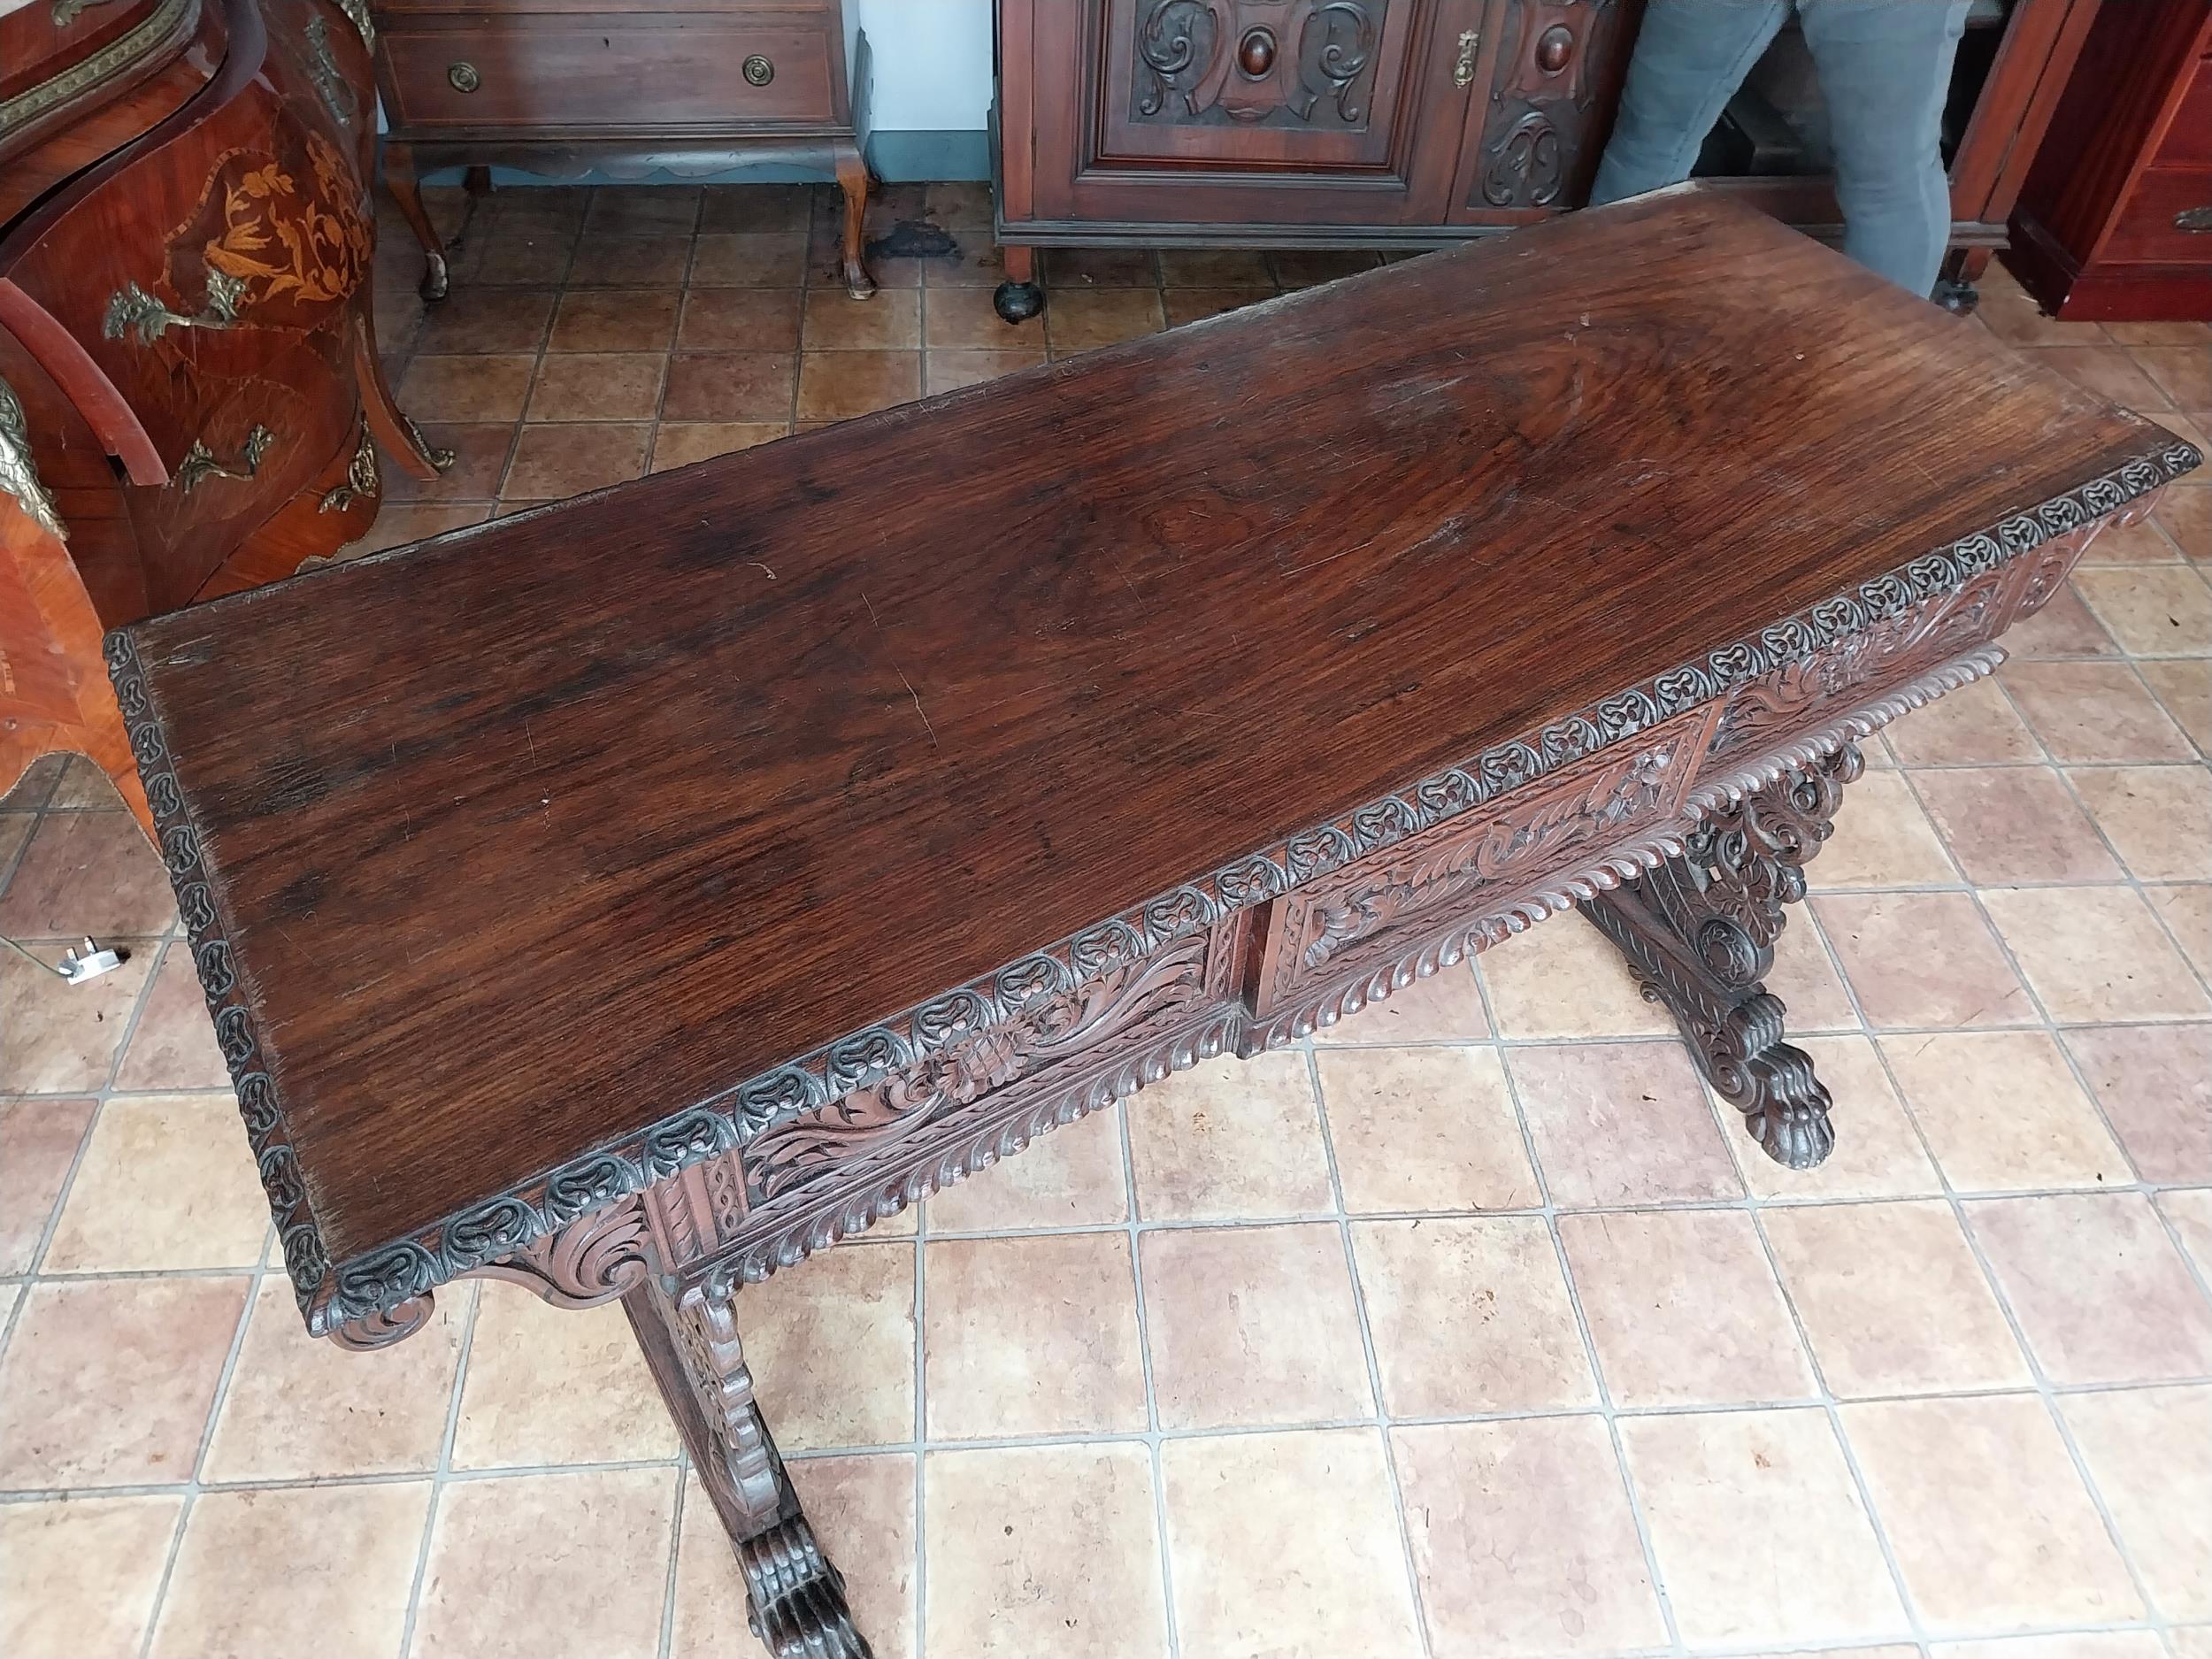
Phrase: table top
[{"left": 115, "top": 186, "right": 2190, "bottom": 1329}]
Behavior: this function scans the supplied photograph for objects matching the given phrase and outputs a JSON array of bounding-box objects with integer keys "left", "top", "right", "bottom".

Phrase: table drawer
[
  {"left": 380, "top": 16, "right": 838, "bottom": 129},
  {"left": 657, "top": 925, "right": 1246, "bottom": 1280},
  {"left": 1250, "top": 704, "right": 1720, "bottom": 1033}
]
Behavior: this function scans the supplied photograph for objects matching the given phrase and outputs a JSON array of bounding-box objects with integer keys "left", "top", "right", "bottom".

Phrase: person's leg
[
  {"left": 1798, "top": 0, "right": 1970, "bottom": 295},
  {"left": 1588, "top": 0, "right": 1792, "bottom": 206}
]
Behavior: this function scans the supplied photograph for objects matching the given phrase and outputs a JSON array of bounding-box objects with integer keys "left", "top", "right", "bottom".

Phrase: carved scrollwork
[
  {"left": 1135, "top": 0, "right": 1381, "bottom": 127},
  {"left": 1473, "top": 0, "right": 1624, "bottom": 209},
  {"left": 747, "top": 933, "right": 1217, "bottom": 1208},
  {"left": 1585, "top": 746, "right": 1864, "bottom": 1170},
  {"left": 470, "top": 1194, "right": 651, "bottom": 1308},
  {"left": 329, "top": 1294, "right": 435, "bottom": 1351},
  {"left": 648, "top": 1284, "right": 872, "bottom": 1658}
]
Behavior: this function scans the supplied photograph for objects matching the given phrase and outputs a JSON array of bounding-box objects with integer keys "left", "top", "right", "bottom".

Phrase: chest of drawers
[{"left": 371, "top": 0, "right": 875, "bottom": 301}]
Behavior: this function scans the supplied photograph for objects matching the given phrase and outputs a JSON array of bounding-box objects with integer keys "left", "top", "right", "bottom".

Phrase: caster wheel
[
  {"left": 993, "top": 280, "right": 1044, "bottom": 325},
  {"left": 1932, "top": 277, "right": 1978, "bottom": 316}
]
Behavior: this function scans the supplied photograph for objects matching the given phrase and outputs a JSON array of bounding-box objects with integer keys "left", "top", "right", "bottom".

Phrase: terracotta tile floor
[{"left": 3, "top": 183, "right": 2211, "bottom": 1657}]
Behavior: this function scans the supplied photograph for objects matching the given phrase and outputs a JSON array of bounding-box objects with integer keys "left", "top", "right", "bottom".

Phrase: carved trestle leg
[
  {"left": 624, "top": 1271, "right": 872, "bottom": 1659},
  {"left": 1582, "top": 743, "right": 1864, "bottom": 1171}
]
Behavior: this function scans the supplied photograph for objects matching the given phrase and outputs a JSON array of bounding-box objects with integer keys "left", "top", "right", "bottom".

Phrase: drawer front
[
  {"left": 1253, "top": 703, "right": 1720, "bottom": 1025},
  {"left": 2162, "top": 58, "right": 2212, "bottom": 167},
  {"left": 649, "top": 926, "right": 1246, "bottom": 1280},
  {"left": 2106, "top": 165, "right": 2212, "bottom": 264},
  {"left": 380, "top": 18, "right": 837, "bottom": 128}
]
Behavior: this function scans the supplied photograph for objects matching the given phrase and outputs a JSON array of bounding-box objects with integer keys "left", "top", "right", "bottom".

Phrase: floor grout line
[
  {"left": 1303, "top": 1042, "right": 1437, "bottom": 1659},
  {"left": 1115, "top": 1099, "right": 1186, "bottom": 1659},
  {"left": 1475, "top": 956, "right": 1694, "bottom": 1659},
  {"left": 395, "top": 1280, "right": 484, "bottom": 1659}
]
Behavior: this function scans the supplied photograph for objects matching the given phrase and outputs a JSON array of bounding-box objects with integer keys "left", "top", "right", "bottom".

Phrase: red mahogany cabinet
[
  {"left": 2004, "top": 0, "right": 2212, "bottom": 320},
  {"left": 991, "top": 0, "right": 2106, "bottom": 319}
]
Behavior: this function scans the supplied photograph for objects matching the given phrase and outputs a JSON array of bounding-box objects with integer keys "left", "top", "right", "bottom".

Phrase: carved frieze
[{"left": 1257, "top": 703, "right": 1717, "bottom": 1013}]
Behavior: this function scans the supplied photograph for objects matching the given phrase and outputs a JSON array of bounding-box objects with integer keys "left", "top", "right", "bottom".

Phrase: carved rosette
[{"left": 107, "top": 442, "right": 2197, "bottom": 1338}]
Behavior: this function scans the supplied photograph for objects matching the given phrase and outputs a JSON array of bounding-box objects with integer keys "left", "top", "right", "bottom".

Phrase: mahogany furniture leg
[
  {"left": 833, "top": 142, "right": 876, "bottom": 302},
  {"left": 623, "top": 1273, "right": 872, "bottom": 1659},
  {"left": 995, "top": 243, "right": 1044, "bottom": 323},
  {"left": 1582, "top": 743, "right": 1863, "bottom": 1171},
  {"left": 381, "top": 141, "right": 451, "bottom": 303}
]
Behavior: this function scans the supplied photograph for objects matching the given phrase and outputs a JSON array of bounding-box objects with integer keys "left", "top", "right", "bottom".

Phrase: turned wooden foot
[
  {"left": 626, "top": 1273, "right": 872, "bottom": 1659},
  {"left": 1582, "top": 743, "right": 1863, "bottom": 1170},
  {"left": 994, "top": 243, "right": 1043, "bottom": 323}
]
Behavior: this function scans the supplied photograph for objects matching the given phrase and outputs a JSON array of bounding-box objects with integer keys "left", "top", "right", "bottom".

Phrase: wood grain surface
[{"left": 124, "top": 188, "right": 2171, "bottom": 1268}]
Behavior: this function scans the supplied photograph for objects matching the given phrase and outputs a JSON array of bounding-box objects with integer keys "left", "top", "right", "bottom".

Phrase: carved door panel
[
  {"left": 1446, "top": 0, "right": 1639, "bottom": 223},
  {"left": 1028, "top": 0, "right": 1486, "bottom": 227}
]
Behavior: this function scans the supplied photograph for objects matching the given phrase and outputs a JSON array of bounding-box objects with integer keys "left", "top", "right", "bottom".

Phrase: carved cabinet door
[
  {"left": 1027, "top": 0, "right": 1488, "bottom": 226},
  {"left": 1445, "top": 0, "right": 1640, "bottom": 222}
]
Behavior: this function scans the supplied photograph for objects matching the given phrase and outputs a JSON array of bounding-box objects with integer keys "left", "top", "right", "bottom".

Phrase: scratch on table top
[{"left": 860, "top": 588, "right": 940, "bottom": 749}]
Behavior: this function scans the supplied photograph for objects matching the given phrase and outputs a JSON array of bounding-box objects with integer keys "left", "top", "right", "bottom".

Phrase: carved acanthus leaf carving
[
  {"left": 470, "top": 1193, "right": 651, "bottom": 1308},
  {"left": 747, "top": 933, "right": 1215, "bottom": 1207}
]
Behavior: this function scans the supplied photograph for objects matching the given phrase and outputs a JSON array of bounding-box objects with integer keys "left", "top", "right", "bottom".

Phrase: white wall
[{"left": 856, "top": 0, "right": 995, "bottom": 130}]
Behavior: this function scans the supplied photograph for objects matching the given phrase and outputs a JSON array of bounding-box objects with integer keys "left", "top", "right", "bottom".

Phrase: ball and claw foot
[
  {"left": 740, "top": 1516, "right": 873, "bottom": 1659},
  {"left": 993, "top": 280, "right": 1045, "bottom": 324},
  {"left": 419, "top": 250, "right": 450, "bottom": 303}
]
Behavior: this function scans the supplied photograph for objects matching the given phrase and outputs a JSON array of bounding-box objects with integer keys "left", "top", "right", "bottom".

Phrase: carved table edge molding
[{"left": 102, "top": 434, "right": 2201, "bottom": 1339}]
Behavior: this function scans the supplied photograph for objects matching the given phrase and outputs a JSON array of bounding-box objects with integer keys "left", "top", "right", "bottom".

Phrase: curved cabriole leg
[
  {"left": 382, "top": 141, "right": 451, "bottom": 302},
  {"left": 625, "top": 1273, "right": 872, "bottom": 1659},
  {"left": 833, "top": 142, "right": 876, "bottom": 302},
  {"left": 1582, "top": 743, "right": 1863, "bottom": 1170}
]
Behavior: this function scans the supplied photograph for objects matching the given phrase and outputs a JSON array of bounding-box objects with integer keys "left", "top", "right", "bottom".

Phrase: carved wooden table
[{"left": 111, "top": 188, "right": 2197, "bottom": 1659}]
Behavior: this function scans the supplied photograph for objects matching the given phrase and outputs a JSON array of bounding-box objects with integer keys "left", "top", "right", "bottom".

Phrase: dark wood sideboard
[
  {"left": 990, "top": 0, "right": 2104, "bottom": 319},
  {"left": 1, "top": 0, "right": 442, "bottom": 829},
  {"left": 113, "top": 192, "right": 2194, "bottom": 1656},
  {"left": 371, "top": 0, "right": 877, "bottom": 302},
  {"left": 2004, "top": 0, "right": 2212, "bottom": 320}
]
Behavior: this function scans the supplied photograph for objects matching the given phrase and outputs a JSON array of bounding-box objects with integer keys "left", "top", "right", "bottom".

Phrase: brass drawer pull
[
  {"left": 1452, "top": 28, "right": 1479, "bottom": 88},
  {"left": 448, "top": 60, "right": 481, "bottom": 93},
  {"left": 2177, "top": 206, "right": 2212, "bottom": 233},
  {"left": 176, "top": 426, "right": 276, "bottom": 495},
  {"left": 104, "top": 269, "right": 246, "bottom": 347},
  {"left": 742, "top": 54, "right": 774, "bottom": 88}
]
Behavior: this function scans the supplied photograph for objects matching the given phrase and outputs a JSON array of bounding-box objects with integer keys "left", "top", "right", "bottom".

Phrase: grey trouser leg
[
  {"left": 1799, "top": 0, "right": 1970, "bottom": 296},
  {"left": 1587, "top": 0, "right": 1970, "bottom": 296},
  {"left": 1587, "top": 0, "right": 1790, "bottom": 206}
]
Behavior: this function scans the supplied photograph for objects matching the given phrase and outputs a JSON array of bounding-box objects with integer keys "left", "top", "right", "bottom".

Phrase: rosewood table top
[{"left": 111, "top": 188, "right": 2193, "bottom": 1342}]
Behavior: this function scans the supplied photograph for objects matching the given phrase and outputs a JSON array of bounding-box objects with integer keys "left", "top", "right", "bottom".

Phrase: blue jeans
[{"left": 1588, "top": 0, "right": 1970, "bottom": 296}]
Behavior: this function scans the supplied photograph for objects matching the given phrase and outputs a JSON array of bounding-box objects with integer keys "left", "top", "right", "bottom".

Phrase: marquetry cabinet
[
  {"left": 1, "top": 0, "right": 442, "bottom": 828},
  {"left": 991, "top": 0, "right": 2106, "bottom": 319}
]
